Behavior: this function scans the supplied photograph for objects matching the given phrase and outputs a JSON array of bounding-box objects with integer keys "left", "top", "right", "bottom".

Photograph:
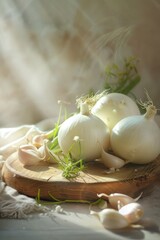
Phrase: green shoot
[
  {"left": 136, "top": 89, "right": 159, "bottom": 114},
  {"left": 36, "top": 188, "right": 41, "bottom": 204},
  {"left": 47, "top": 103, "right": 63, "bottom": 140},
  {"left": 36, "top": 189, "right": 105, "bottom": 207},
  {"left": 58, "top": 153, "right": 85, "bottom": 179},
  {"left": 57, "top": 137, "right": 85, "bottom": 179},
  {"left": 48, "top": 136, "right": 85, "bottom": 180},
  {"left": 104, "top": 56, "right": 141, "bottom": 94},
  {"left": 47, "top": 123, "right": 85, "bottom": 179},
  {"left": 76, "top": 56, "right": 141, "bottom": 111},
  {"left": 76, "top": 90, "right": 107, "bottom": 111},
  {"left": 47, "top": 101, "right": 69, "bottom": 150}
]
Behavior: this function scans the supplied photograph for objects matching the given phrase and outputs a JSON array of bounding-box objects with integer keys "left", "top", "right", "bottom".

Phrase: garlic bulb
[
  {"left": 32, "top": 130, "right": 53, "bottom": 148},
  {"left": 119, "top": 202, "right": 144, "bottom": 224},
  {"left": 111, "top": 104, "right": 160, "bottom": 164},
  {"left": 58, "top": 102, "right": 110, "bottom": 161},
  {"left": 91, "top": 93, "right": 140, "bottom": 131},
  {"left": 90, "top": 209, "right": 129, "bottom": 229}
]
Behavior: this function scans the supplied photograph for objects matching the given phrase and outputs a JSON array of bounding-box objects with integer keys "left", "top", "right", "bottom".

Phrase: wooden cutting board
[{"left": 2, "top": 152, "right": 160, "bottom": 202}]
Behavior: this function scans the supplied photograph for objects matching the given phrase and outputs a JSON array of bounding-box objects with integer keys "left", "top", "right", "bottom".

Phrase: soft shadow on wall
[{"left": 0, "top": 0, "right": 159, "bottom": 127}]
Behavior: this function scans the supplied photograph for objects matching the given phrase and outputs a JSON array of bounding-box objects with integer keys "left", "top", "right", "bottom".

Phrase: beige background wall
[{"left": 0, "top": 0, "right": 159, "bottom": 127}]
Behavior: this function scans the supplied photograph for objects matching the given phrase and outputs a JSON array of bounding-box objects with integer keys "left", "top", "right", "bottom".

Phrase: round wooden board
[{"left": 2, "top": 152, "right": 160, "bottom": 201}]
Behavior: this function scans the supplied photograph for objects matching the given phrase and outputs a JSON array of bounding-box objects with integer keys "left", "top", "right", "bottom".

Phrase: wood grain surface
[{"left": 2, "top": 152, "right": 160, "bottom": 201}]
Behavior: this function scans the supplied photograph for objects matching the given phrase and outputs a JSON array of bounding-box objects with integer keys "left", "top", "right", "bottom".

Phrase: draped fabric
[{"left": 0, "top": 121, "right": 55, "bottom": 219}]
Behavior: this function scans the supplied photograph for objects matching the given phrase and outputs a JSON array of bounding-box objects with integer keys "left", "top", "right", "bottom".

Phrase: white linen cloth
[{"left": 0, "top": 123, "right": 55, "bottom": 219}]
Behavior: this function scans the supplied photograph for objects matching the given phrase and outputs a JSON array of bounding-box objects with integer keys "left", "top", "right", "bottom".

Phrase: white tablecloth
[{"left": 1, "top": 185, "right": 160, "bottom": 240}]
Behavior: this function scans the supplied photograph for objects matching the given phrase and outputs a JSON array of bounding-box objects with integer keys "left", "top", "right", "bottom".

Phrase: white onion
[
  {"left": 91, "top": 93, "right": 140, "bottom": 131},
  {"left": 111, "top": 105, "right": 160, "bottom": 164},
  {"left": 58, "top": 102, "right": 110, "bottom": 161}
]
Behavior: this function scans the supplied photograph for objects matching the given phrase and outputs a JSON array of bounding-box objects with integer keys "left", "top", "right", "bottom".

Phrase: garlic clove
[
  {"left": 97, "top": 192, "right": 143, "bottom": 210},
  {"left": 117, "top": 200, "right": 123, "bottom": 210},
  {"left": 90, "top": 209, "right": 129, "bottom": 229},
  {"left": 32, "top": 128, "right": 54, "bottom": 148},
  {"left": 18, "top": 144, "right": 44, "bottom": 166},
  {"left": 108, "top": 193, "right": 138, "bottom": 209},
  {"left": 32, "top": 134, "right": 46, "bottom": 148},
  {"left": 100, "top": 148, "right": 127, "bottom": 169},
  {"left": 119, "top": 202, "right": 144, "bottom": 224},
  {"left": 38, "top": 139, "right": 58, "bottom": 163}
]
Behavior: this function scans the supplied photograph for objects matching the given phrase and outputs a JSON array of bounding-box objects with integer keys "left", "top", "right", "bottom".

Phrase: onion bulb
[
  {"left": 91, "top": 93, "right": 140, "bottom": 131},
  {"left": 58, "top": 102, "right": 110, "bottom": 161},
  {"left": 111, "top": 104, "right": 160, "bottom": 164}
]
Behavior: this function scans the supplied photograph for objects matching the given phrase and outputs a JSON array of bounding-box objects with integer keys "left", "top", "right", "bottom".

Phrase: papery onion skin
[
  {"left": 58, "top": 104, "right": 110, "bottom": 161},
  {"left": 110, "top": 112, "right": 160, "bottom": 164},
  {"left": 91, "top": 93, "right": 140, "bottom": 131}
]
